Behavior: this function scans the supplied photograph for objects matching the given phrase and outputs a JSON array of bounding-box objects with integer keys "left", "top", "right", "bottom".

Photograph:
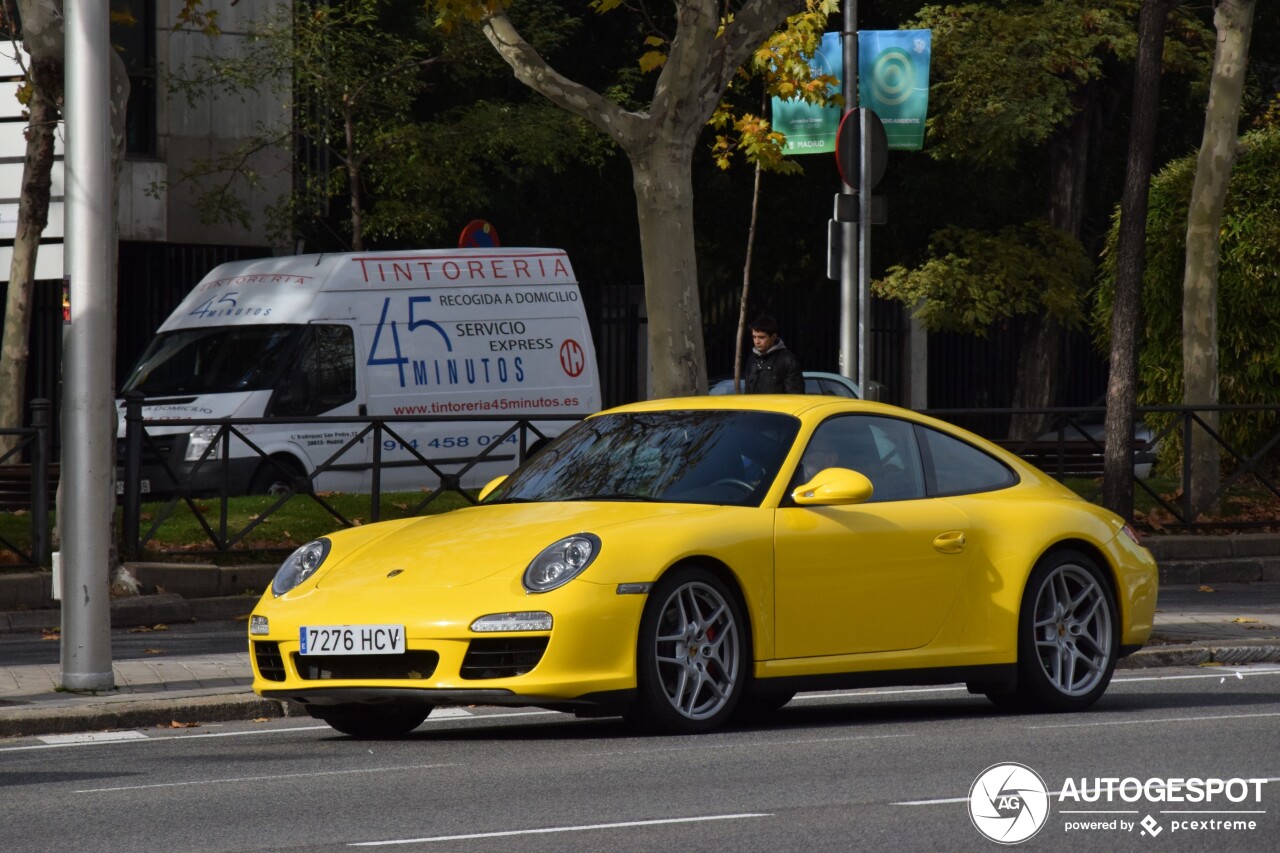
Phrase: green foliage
[
  {"left": 910, "top": 1, "right": 1209, "bottom": 166},
  {"left": 1093, "top": 126, "right": 1280, "bottom": 459},
  {"left": 874, "top": 220, "right": 1090, "bottom": 335}
]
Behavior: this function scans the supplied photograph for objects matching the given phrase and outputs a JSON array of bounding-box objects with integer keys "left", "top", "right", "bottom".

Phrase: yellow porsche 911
[{"left": 249, "top": 396, "right": 1157, "bottom": 737}]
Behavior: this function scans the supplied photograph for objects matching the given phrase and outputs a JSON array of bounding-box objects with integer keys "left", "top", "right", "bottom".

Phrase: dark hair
[{"left": 749, "top": 313, "right": 779, "bottom": 335}]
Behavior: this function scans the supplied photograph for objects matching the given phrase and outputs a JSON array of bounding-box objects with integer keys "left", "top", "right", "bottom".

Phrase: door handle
[{"left": 933, "top": 531, "right": 966, "bottom": 554}]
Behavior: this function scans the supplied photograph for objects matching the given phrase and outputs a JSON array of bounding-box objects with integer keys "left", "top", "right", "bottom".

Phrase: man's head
[{"left": 750, "top": 314, "right": 779, "bottom": 351}]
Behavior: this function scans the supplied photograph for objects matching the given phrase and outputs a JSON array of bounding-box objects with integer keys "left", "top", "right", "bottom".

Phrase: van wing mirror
[{"left": 791, "top": 467, "right": 874, "bottom": 506}]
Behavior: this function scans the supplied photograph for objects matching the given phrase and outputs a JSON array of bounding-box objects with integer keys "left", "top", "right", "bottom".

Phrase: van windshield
[{"left": 121, "top": 325, "right": 304, "bottom": 396}]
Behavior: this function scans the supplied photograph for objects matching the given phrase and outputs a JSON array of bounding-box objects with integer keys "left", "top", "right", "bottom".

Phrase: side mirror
[
  {"left": 478, "top": 475, "right": 508, "bottom": 502},
  {"left": 791, "top": 467, "right": 874, "bottom": 506}
]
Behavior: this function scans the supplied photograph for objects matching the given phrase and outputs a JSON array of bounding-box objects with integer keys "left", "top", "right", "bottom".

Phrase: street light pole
[
  {"left": 838, "top": 0, "right": 858, "bottom": 385},
  {"left": 60, "top": 0, "right": 115, "bottom": 691}
]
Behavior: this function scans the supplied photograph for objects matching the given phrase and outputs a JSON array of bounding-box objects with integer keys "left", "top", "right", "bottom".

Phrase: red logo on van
[{"left": 560, "top": 339, "right": 585, "bottom": 377}]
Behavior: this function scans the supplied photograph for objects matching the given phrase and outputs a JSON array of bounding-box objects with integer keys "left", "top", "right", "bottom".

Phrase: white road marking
[
  {"left": 1028, "top": 711, "right": 1280, "bottom": 729},
  {"left": 348, "top": 813, "right": 774, "bottom": 846},
  {"left": 74, "top": 763, "right": 458, "bottom": 794},
  {"left": 37, "top": 731, "right": 148, "bottom": 745}
]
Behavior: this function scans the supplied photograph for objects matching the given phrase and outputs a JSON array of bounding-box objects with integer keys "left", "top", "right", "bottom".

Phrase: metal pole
[
  {"left": 60, "top": 0, "right": 115, "bottom": 691},
  {"left": 838, "top": 1, "right": 858, "bottom": 383}
]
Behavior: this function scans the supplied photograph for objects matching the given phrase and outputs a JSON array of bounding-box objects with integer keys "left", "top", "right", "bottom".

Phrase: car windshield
[
  {"left": 490, "top": 410, "right": 800, "bottom": 507},
  {"left": 121, "top": 325, "right": 304, "bottom": 396}
]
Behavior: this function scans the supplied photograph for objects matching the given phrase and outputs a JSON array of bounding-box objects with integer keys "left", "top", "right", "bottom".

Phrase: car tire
[
  {"left": 628, "top": 568, "right": 748, "bottom": 734},
  {"left": 311, "top": 703, "right": 432, "bottom": 738},
  {"left": 998, "top": 549, "right": 1119, "bottom": 713}
]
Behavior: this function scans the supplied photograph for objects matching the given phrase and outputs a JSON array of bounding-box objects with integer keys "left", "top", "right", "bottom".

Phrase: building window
[{"left": 111, "top": 1, "right": 156, "bottom": 157}]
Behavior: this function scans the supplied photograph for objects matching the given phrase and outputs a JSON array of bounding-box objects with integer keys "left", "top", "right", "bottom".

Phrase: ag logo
[{"left": 969, "top": 763, "right": 1050, "bottom": 845}]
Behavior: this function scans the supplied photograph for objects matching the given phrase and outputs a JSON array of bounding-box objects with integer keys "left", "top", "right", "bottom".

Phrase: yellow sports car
[{"left": 249, "top": 396, "right": 1157, "bottom": 737}]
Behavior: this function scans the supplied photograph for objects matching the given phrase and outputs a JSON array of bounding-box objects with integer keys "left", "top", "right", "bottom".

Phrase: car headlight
[
  {"left": 184, "top": 425, "right": 222, "bottom": 462},
  {"left": 271, "top": 538, "right": 331, "bottom": 596},
  {"left": 523, "top": 533, "right": 601, "bottom": 593}
]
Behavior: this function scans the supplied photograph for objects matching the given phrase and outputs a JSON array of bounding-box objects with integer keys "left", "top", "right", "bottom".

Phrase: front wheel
[
  {"left": 310, "top": 703, "right": 432, "bottom": 738},
  {"left": 629, "top": 568, "right": 748, "bottom": 734},
  {"left": 995, "top": 550, "right": 1118, "bottom": 713}
]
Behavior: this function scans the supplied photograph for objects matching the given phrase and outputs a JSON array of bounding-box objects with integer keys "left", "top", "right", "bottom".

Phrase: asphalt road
[{"left": 2, "top": 665, "right": 1278, "bottom": 852}]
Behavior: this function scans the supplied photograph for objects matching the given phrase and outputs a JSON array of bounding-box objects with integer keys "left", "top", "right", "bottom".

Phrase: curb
[
  {"left": 1118, "top": 641, "right": 1280, "bottom": 669},
  {"left": 0, "top": 594, "right": 258, "bottom": 634},
  {"left": 0, "top": 693, "right": 308, "bottom": 739}
]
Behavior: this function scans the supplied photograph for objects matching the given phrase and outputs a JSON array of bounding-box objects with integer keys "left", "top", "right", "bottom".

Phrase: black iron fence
[
  {"left": 118, "top": 398, "right": 581, "bottom": 559},
  {"left": 0, "top": 399, "right": 53, "bottom": 568},
  {"left": 5, "top": 401, "right": 1280, "bottom": 568}
]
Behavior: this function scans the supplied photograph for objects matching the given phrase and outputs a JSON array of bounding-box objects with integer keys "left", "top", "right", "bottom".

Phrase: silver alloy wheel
[
  {"left": 1030, "top": 563, "right": 1114, "bottom": 697},
  {"left": 652, "top": 580, "right": 741, "bottom": 720}
]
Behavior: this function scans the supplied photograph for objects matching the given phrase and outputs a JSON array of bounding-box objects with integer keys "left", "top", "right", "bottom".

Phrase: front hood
[{"left": 315, "top": 501, "right": 721, "bottom": 592}]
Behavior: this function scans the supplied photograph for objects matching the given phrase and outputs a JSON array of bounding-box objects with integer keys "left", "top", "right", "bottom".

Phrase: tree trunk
[
  {"left": 631, "top": 145, "right": 708, "bottom": 396},
  {"left": 0, "top": 0, "right": 64, "bottom": 454},
  {"left": 734, "top": 162, "right": 764, "bottom": 393},
  {"left": 1009, "top": 89, "right": 1096, "bottom": 440},
  {"left": 1103, "top": 0, "right": 1176, "bottom": 518},
  {"left": 0, "top": 53, "right": 59, "bottom": 455},
  {"left": 1183, "top": 0, "right": 1255, "bottom": 516}
]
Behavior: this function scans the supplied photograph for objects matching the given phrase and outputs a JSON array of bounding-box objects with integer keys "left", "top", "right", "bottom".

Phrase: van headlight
[
  {"left": 523, "top": 533, "right": 600, "bottom": 593},
  {"left": 272, "top": 539, "right": 331, "bottom": 596},
  {"left": 185, "top": 425, "right": 222, "bottom": 461}
]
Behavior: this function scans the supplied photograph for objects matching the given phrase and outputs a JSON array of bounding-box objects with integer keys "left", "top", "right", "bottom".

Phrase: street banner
[
  {"left": 858, "top": 30, "right": 932, "bottom": 151},
  {"left": 771, "top": 31, "right": 842, "bottom": 155}
]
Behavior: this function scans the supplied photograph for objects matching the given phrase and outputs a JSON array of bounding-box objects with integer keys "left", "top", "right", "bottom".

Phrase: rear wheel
[
  {"left": 990, "top": 550, "right": 1118, "bottom": 713},
  {"left": 310, "top": 703, "right": 431, "bottom": 738},
  {"left": 629, "top": 568, "right": 747, "bottom": 734}
]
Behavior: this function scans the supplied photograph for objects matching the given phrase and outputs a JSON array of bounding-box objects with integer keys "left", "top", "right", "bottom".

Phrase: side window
[
  {"left": 269, "top": 325, "right": 356, "bottom": 416},
  {"left": 796, "top": 415, "right": 926, "bottom": 502},
  {"left": 916, "top": 426, "right": 1017, "bottom": 495}
]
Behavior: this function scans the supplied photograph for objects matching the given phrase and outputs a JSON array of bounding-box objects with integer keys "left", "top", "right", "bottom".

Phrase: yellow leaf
[
  {"left": 1231, "top": 617, "right": 1259, "bottom": 624},
  {"left": 1198, "top": 585, "right": 1216, "bottom": 593},
  {"left": 639, "top": 51, "right": 666, "bottom": 74}
]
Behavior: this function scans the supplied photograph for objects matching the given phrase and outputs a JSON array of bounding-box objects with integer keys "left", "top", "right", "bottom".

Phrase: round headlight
[
  {"left": 523, "top": 533, "right": 601, "bottom": 593},
  {"left": 271, "top": 538, "right": 332, "bottom": 596}
]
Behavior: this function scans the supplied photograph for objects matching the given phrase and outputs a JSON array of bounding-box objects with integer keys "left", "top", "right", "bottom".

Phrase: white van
[{"left": 116, "top": 248, "right": 600, "bottom": 495}]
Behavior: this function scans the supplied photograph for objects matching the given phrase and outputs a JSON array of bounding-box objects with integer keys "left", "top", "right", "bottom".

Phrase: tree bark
[
  {"left": 1102, "top": 0, "right": 1177, "bottom": 518},
  {"left": 0, "top": 1, "right": 64, "bottom": 453},
  {"left": 1183, "top": 0, "right": 1255, "bottom": 516},
  {"left": 1009, "top": 92, "right": 1095, "bottom": 440}
]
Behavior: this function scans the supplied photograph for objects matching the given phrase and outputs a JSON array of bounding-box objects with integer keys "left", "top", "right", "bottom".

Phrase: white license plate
[
  {"left": 300, "top": 624, "right": 405, "bottom": 656},
  {"left": 115, "top": 479, "right": 150, "bottom": 495}
]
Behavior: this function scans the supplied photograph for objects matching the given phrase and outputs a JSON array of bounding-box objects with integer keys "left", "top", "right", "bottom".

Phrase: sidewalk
[{"left": 2, "top": 582, "right": 1278, "bottom": 740}]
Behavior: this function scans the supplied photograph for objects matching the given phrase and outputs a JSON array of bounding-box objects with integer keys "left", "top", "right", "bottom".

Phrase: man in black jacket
[{"left": 744, "top": 314, "right": 804, "bottom": 394}]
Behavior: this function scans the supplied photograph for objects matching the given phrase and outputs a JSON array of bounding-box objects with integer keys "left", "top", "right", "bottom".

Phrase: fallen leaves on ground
[
  {"left": 127, "top": 623, "right": 170, "bottom": 633},
  {"left": 143, "top": 649, "right": 165, "bottom": 655},
  {"left": 1199, "top": 585, "right": 1216, "bottom": 593},
  {"left": 40, "top": 628, "right": 59, "bottom": 641},
  {"left": 161, "top": 720, "right": 201, "bottom": 729},
  {"left": 1232, "top": 617, "right": 1259, "bottom": 624}
]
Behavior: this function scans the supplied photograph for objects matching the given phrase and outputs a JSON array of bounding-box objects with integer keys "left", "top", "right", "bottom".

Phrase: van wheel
[{"left": 249, "top": 456, "right": 308, "bottom": 496}]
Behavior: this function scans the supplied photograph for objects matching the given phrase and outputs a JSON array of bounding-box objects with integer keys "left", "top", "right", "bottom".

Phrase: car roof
[{"left": 602, "top": 395, "right": 901, "bottom": 419}]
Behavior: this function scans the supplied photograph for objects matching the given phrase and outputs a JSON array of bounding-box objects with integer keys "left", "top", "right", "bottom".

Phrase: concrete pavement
[{"left": 1, "top": 569, "right": 1279, "bottom": 740}]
